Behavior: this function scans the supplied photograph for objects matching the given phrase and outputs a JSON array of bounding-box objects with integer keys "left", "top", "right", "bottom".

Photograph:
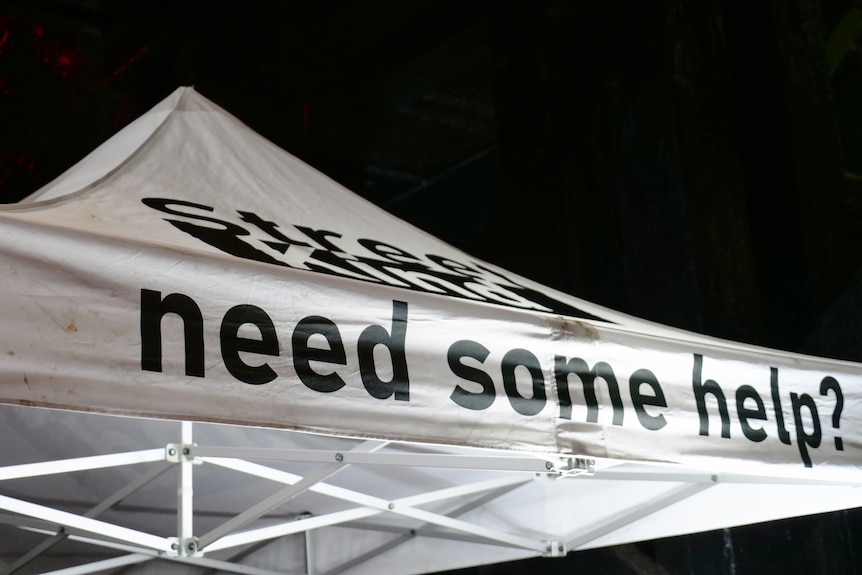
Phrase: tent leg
[
  {"left": 177, "top": 421, "right": 195, "bottom": 554},
  {"left": 304, "top": 513, "right": 316, "bottom": 575}
]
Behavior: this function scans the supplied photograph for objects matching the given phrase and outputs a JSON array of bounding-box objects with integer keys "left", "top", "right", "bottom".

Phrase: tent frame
[
  {"left": 0, "top": 421, "right": 855, "bottom": 575},
  {"left": 0, "top": 422, "right": 573, "bottom": 574}
]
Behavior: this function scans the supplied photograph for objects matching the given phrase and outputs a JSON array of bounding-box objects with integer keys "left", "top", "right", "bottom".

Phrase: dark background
[{"left": 1, "top": 0, "right": 861, "bottom": 573}]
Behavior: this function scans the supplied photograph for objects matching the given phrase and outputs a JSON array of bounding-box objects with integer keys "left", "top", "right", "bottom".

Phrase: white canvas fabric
[{"left": 0, "top": 87, "right": 860, "bottom": 574}]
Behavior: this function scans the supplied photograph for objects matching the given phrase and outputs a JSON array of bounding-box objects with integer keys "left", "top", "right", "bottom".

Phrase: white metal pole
[
  {"left": 0, "top": 450, "right": 164, "bottom": 481},
  {"left": 1, "top": 462, "right": 171, "bottom": 575},
  {"left": 178, "top": 421, "right": 194, "bottom": 553},
  {"left": 198, "top": 440, "right": 385, "bottom": 551},
  {"left": 566, "top": 482, "right": 713, "bottom": 550},
  {"left": 206, "top": 475, "right": 544, "bottom": 553},
  {"left": 0, "top": 494, "right": 169, "bottom": 551},
  {"left": 38, "top": 554, "right": 152, "bottom": 575},
  {"left": 305, "top": 516, "right": 315, "bottom": 575}
]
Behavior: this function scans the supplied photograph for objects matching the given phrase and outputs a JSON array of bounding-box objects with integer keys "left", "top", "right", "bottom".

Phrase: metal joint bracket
[
  {"left": 165, "top": 443, "right": 199, "bottom": 464},
  {"left": 168, "top": 536, "right": 202, "bottom": 557},
  {"left": 573, "top": 457, "right": 595, "bottom": 474},
  {"left": 544, "top": 457, "right": 595, "bottom": 475},
  {"left": 553, "top": 457, "right": 595, "bottom": 477},
  {"left": 543, "top": 540, "right": 567, "bottom": 557}
]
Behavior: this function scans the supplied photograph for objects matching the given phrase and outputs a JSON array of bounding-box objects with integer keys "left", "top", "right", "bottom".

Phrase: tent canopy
[{"left": 0, "top": 87, "right": 860, "bottom": 574}]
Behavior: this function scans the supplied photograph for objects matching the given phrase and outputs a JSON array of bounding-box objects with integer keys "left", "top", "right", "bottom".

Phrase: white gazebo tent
[{"left": 0, "top": 87, "right": 860, "bottom": 575}]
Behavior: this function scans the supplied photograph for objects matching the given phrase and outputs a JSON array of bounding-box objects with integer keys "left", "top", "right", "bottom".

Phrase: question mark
[{"left": 820, "top": 376, "right": 844, "bottom": 451}]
